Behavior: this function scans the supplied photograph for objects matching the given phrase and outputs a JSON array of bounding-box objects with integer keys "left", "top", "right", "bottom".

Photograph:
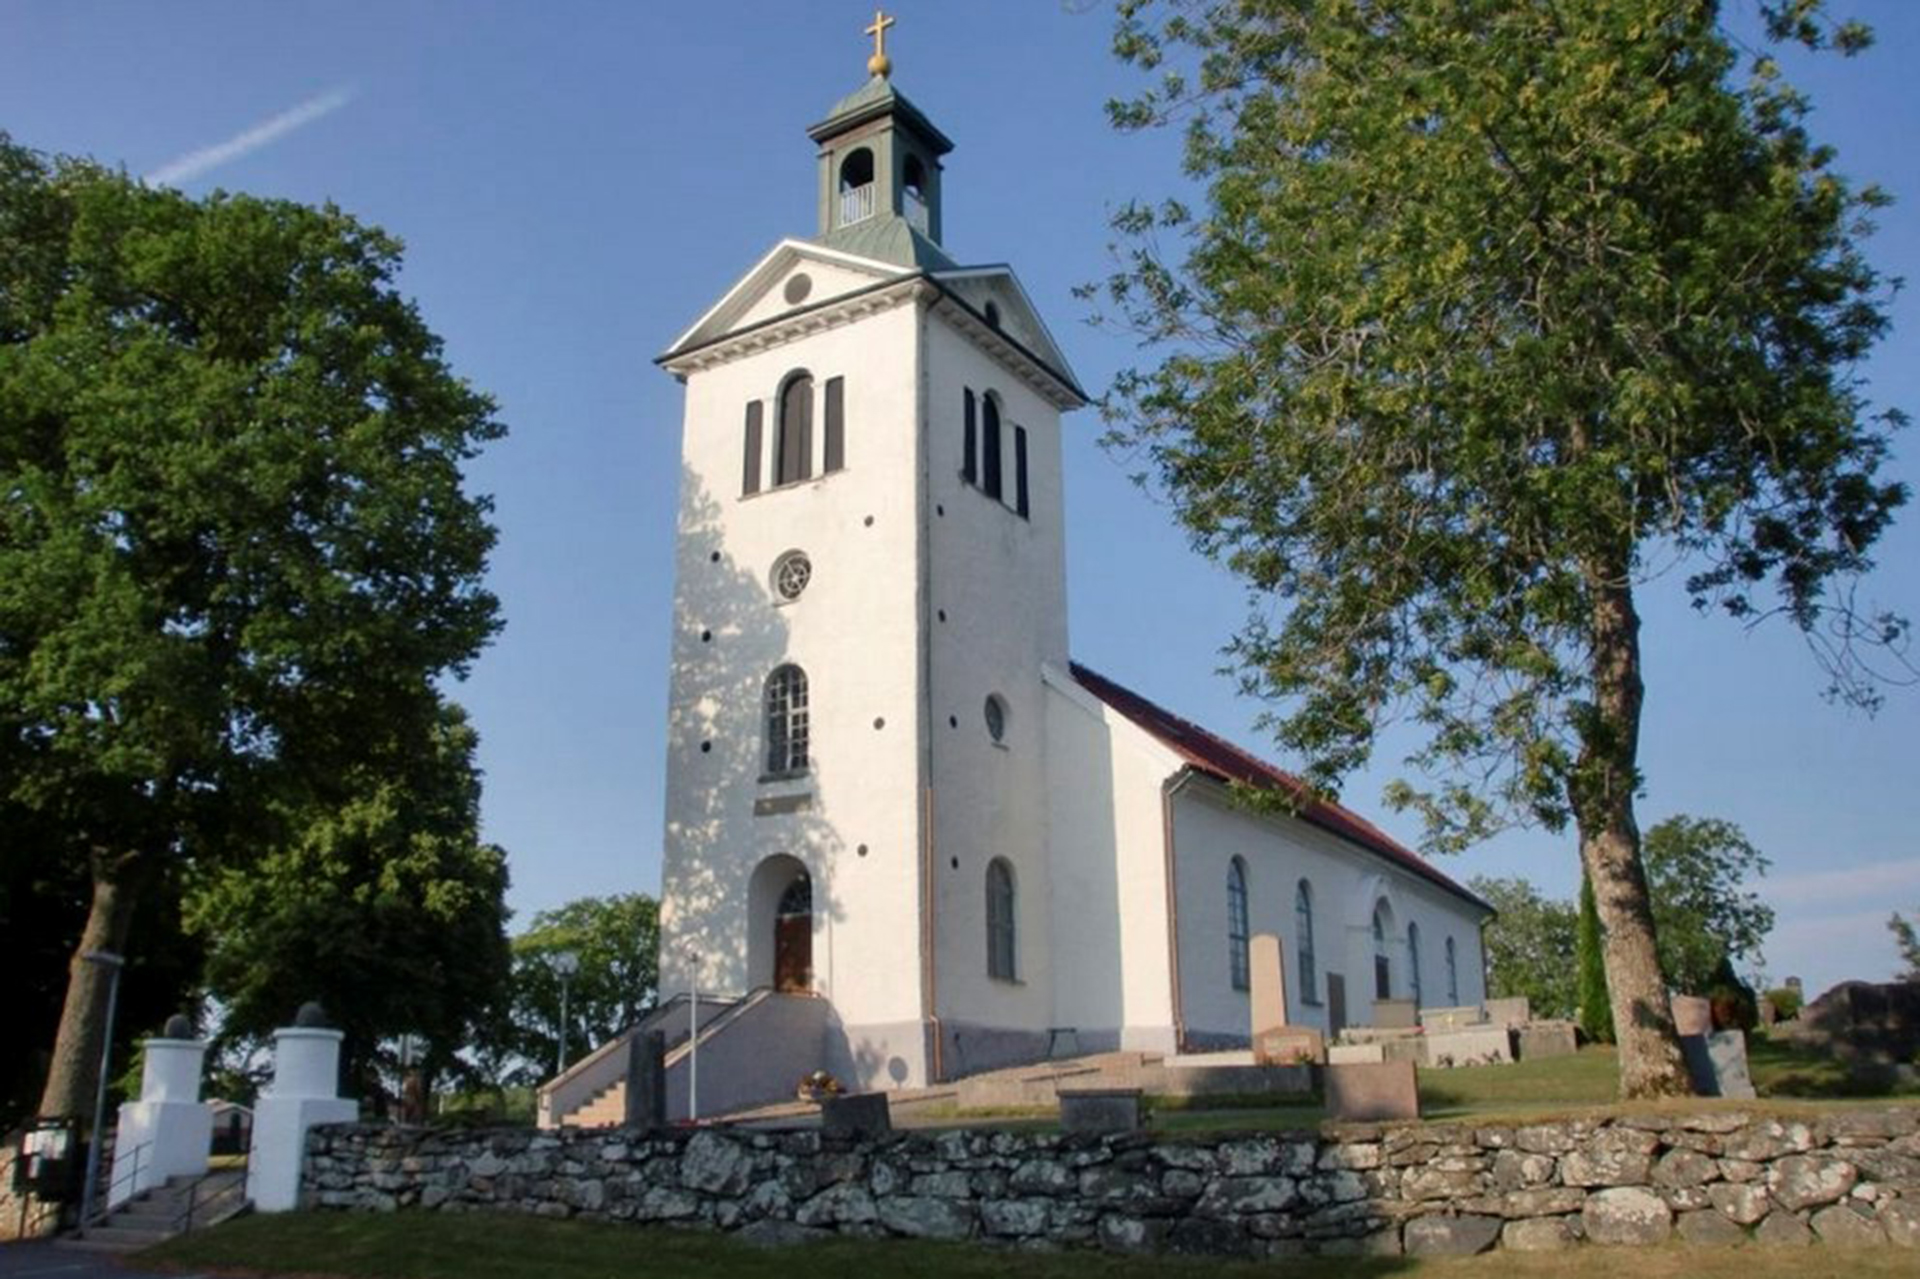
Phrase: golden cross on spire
[{"left": 865, "top": 9, "right": 896, "bottom": 78}]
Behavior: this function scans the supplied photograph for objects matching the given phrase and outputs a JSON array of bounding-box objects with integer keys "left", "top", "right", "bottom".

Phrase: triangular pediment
[
  {"left": 929, "top": 267, "right": 1086, "bottom": 407},
  {"left": 661, "top": 239, "right": 915, "bottom": 364}
]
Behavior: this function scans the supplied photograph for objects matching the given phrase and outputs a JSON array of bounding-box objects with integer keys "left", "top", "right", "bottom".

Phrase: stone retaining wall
[{"left": 304, "top": 1107, "right": 1920, "bottom": 1257}]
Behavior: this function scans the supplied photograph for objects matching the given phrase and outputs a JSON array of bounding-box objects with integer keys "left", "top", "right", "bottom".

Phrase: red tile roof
[{"left": 1070, "top": 662, "right": 1492, "bottom": 913}]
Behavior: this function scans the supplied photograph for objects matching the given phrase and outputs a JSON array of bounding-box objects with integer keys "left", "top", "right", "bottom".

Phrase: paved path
[{"left": 0, "top": 1242, "right": 205, "bottom": 1279}]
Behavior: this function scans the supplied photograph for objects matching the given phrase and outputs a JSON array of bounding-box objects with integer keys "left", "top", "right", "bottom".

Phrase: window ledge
[
  {"left": 741, "top": 470, "right": 845, "bottom": 502},
  {"left": 759, "top": 768, "right": 811, "bottom": 785}
]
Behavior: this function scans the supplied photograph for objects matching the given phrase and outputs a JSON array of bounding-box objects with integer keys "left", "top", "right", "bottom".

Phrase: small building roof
[{"left": 1070, "top": 662, "right": 1493, "bottom": 914}]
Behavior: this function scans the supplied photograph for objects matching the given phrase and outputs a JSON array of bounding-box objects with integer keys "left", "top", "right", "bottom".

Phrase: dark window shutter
[
  {"left": 982, "top": 395, "right": 1004, "bottom": 500},
  {"left": 961, "top": 388, "right": 977, "bottom": 484},
  {"left": 778, "top": 374, "right": 813, "bottom": 485},
  {"left": 823, "top": 377, "right": 845, "bottom": 473},
  {"left": 743, "top": 401, "right": 763, "bottom": 495},
  {"left": 1014, "top": 425, "right": 1030, "bottom": 518}
]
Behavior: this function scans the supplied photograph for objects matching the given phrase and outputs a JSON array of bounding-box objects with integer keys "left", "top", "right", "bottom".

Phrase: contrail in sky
[{"left": 145, "top": 85, "right": 355, "bottom": 186}]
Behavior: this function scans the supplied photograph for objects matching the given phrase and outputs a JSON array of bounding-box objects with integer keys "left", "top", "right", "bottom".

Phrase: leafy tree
[
  {"left": 186, "top": 701, "right": 511, "bottom": 1105},
  {"left": 0, "top": 135, "right": 503, "bottom": 1124},
  {"left": 488, "top": 893, "right": 660, "bottom": 1087},
  {"left": 1892, "top": 910, "right": 1920, "bottom": 980},
  {"left": 1094, "top": 0, "right": 1905, "bottom": 1094},
  {"left": 1577, "top": 875, "right": 1615, "bottom": 1045},
  {"left": 1470, "top": 874, "right": 1577, "bottom": 1020},
  {"left": 1642, "top": 815, "right": 1773, "bottom": 994}
]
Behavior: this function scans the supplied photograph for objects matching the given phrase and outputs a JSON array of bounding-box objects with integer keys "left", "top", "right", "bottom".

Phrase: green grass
[{"left": 142, "top": 1210, "right": 1917, "bottom": 1279}]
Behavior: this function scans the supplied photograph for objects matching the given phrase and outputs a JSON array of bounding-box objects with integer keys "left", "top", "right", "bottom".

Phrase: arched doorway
[{"left": 774, "top": 873, "right": 812, "bottom": 993}]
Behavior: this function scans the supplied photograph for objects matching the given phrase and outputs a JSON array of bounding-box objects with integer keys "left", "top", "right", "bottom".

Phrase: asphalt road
[{"left": 0, "top": 1242, "right": 207, "bottom": 1279}]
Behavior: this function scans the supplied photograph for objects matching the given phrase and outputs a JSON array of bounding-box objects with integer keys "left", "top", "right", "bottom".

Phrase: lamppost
[
  {"left": 77, "top": 949, "right": 125, "bottom": 1236},
  {"left": 685, "top": 943, "right": 701, "bottom": 1124},
  {"left": 552, "top": 951, "right": 580, "bottom": 1076}
]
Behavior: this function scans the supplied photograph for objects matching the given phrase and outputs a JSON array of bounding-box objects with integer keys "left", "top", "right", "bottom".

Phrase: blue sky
[{"left": 5, "top": 2, "right": 1915, "bottom": 996}]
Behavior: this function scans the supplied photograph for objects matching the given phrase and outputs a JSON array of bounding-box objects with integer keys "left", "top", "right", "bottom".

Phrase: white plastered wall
[
  {"left": 920, "top": 306, "right": 1072, "bottom": 1074},
  {"left": 1170, "top": 781, "right": 1489, "bottom": 1045},
  {"left": 658, "top": 297, "right": 931, "bottom": 1088},
  {"left": 1042, "top": 668, "right": 1185, "bottom": 1054}
]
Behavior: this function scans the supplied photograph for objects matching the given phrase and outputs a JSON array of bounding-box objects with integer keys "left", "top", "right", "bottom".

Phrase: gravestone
[
  {"left": 1515, "top": 1021, "right": 1578, "bottom": 1060},
  {"left": 1373, "top": 999, "right": 1419, "bottom": 1030},
  {"left": 1059, "top": 1087, "right": 1141, "bottom": 1134},
  {"left": 1423, "top": 1026, "right": 1514, "bottom": 1068},
  {"left": 1485, "top": 997, "right": 1532, "bottom": 1027},
  {"left": 1325, "top": 1060, "right": 1419, "bottom": 1122},
  {"left": 1326, "top": 974, "right": 1348, "bottom": 1036},
  {"left": 1329, "top": 1042, "right": 1385, "bottom": 1065},
  {"left": 1680, "top": 1030, "right": 1756, "bottom": 1099},
  {"left": 1250, "top": 931, "right": 1326, "bottom": 1064},
  {"left": 625, "top": 1030, "right": 667, "bottom": 1129},
  {"left": 821, "top": 1092, "right": 892, "bottom": 1139},
  {"left": 1671, "top": 994, "right": 1713, "bottom": 1037},
  {"left": 1420, "top": 1005, "right": 1486, "bottom": 1032}
]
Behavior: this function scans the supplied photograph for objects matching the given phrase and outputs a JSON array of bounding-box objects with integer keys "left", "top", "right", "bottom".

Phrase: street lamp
[
  {"left": 77, "top": 949, "right": 125, "bottom": 1236},
  {"left": 552, "top": 951, "right": 580, "bottom": 1076}
]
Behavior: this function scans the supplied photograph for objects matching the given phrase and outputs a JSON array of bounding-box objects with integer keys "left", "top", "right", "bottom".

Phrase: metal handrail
[{"left": 81, "top": 1137, "right": 146, "bottom": 1232}]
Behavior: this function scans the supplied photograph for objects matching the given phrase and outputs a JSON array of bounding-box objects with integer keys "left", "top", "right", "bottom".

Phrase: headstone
[
  {"left": 1254, "top": 1025, "right": 1326, "bottom": 1065},
  {"left": 1326, "top": 973, "right": 1348, "bottom": 1036},
  {"left": 109, "top": 1032, "right": 214, "bottom": 1207},
  {"left": 1423, "top": 1026, "right": 1514, "bottom": 1068},
  {"left": 1680, "top": 1029, "right": 1756, "bottom": 1099},
  {"left": 1515, "top": 1021, "right": 1579, "bottom": 1060},
  {"left": 1380, "top": 1035, "right": 1430, "bottom": 1066},
  {"left": 625, "top": 1030, "right": 667, "bottom": 1129},
  {"left": 1372, "top": 998, "right": 1418, "bottom": 1029},
  {"left": 1058, "top": 1087, "right": 1141, "bottom": 1134},
  {"left": 1328, "top": 1042, "right": 1385, "bottom": 1065},
  {"left": 1325, "top": 1060, "right": 1419, "bottom": 1122},
  {"left": 1671, "top": 994, "right": 1712, "bottom": 1037},
  {"left": 820, "top": 1091, "right": 891, "bottom": 1139},
  {"left": 1420, "top": 1005, "right": 1486, "bottom": 1032},
  {"left": 1249, "top": 933, "right": 1288, "bottom": 1033},
  {"left": 1485, "top": 997, "right": 1532, "bottom": 1027}
]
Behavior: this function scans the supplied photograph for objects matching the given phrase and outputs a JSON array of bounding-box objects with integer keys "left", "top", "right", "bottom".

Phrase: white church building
[{"left": 631, "top": 38, "right": 1492, "bottom": 1114}]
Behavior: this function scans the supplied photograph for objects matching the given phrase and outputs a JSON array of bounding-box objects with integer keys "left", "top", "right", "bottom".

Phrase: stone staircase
[{"left": 59, "top": 1168, "right": 248, "bottom": 1253}]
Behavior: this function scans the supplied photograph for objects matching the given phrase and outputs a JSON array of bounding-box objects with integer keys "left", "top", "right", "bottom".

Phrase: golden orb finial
[{"left": 865, "top": 9, "right": 896, "bottom": 78}]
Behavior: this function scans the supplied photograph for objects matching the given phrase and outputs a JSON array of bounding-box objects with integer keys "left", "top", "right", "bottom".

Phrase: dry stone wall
[{"left": 304, "top": 1108, "right": 1920, "bottom": 1257}]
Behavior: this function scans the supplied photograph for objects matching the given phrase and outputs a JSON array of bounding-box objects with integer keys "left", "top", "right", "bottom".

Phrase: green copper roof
[
  {"left": 807, "top": 76, "right": 954, "bottom": 154},
  {"left": 813, "top": 215, "right": 956, "bottom": 271}
]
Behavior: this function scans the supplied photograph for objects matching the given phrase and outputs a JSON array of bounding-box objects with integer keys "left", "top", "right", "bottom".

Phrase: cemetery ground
[{"left": 138, "top": 1209, "right": 1917, "bottom": 1278}]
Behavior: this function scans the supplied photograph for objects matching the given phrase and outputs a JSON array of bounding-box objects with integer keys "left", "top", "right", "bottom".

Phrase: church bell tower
[{"left": 655, "top": 13, "right": 1086, "bottom": 1098}]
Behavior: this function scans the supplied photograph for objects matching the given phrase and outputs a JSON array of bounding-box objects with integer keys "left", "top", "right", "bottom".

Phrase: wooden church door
[{"left": 774, "top": 874, "right": 812, "bottom": 992}]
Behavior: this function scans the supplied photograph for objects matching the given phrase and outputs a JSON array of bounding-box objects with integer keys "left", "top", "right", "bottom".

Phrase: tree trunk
[
  {"left": 36, "top": 853, "right": 145, "bottom": 1126},
  {"left": 1574, "top": 569, "right": 1693, "bottom": 1099}
]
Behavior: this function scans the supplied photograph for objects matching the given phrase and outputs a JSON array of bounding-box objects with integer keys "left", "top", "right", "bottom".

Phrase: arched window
[
  {"left": 776, "top": 373, "right": 813, "bottom": 486},
  {"left": 764, "top": 664, "right": 809, "bottom": 776},
  {"left": 1294, "top": 880, "right": 1317, "bottom": 1005},
  {"left": 838, "top": 149, "right": 875, "bottom": 225},
  {"left": 1227, "top": 857, "right": 1250, "bottom": 991},
  {"left": 981, "top": 393, "right": 1004, "bottom": 501},
  {"left": 987, "top": 858, "right": 1017, "bottom": 980},
  {"left": 1372, "top": 899, "right": 1392, "bottom": 1000},
  {"left": 1446, "top": 936, "right": 1460, "bottom": 1006},
  {"left": 1408, "top": 921, "right": 1423, "bottom": 1009},
  {"left": 961, "top": 387, "right": 977, "bottom": 484}
]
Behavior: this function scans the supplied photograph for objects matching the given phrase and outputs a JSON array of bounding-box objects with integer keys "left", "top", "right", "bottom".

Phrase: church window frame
[
  {"left": 1227, "top": 856, "right": 1251, "bottom": 992},
  {"left": 771, "top": 550, "right": 812, "bottom": 603},
  {"left": 838, "top": 148, "right": 877, "bottom": 227},
  {"left": 823, "top": 376, "right": 845, "bottom": 474},
  {"left": 742, "top": 400, "right": 764, "bottom": 496},
  {"left": 1408, "top": 920, "right": 1423, "bottom": 1010},
  {"left": 1372, "top": 899, "right": 1393, "bottom": 1000},
  {"left": 987, "top": 857, "right": 1018, "bottom": 981},
  {"left": 763, "top": 663, "right": 810, "bottom": 778},
  {"left": 981, "top": 392, "right": 1005, "bottom": 501},
  {"left": 961, "top": 388, "right": 978, "bottom": 485},
  {"left": 1295, "top": 879, "right": 1320, "bottom": 1006},
  {"left": 1013, "top": 425, "right": 1030, "bottom": 518},
  {"left": 1445, "top": 936, "right": 1460, "bottom": 1006},
  {"left": 775, "top": 371, "right": 814, "bottom": 488}
]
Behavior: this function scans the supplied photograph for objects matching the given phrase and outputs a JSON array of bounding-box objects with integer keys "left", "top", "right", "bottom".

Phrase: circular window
[
  {"left": 984, "top": 694, "right": 1008, "bottom": 743},
  {"left": 772, "top": 550, "right": 812, "bottom": 601},
  {"left": 784, "top": 273, "right": 813, "bottom": 305}
]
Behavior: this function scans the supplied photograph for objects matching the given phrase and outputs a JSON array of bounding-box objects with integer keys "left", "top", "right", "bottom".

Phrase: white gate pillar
[
  {"left": 108, "top": 1015, "right": 213, "bottom": 1207},
  {"left": 247, "top": 1005, "right": 359, "bottom": 1212}
]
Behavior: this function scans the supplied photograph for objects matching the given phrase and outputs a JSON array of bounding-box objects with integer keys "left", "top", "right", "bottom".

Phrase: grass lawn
[{"left": 142, "top": 1210, "right": 1914, "bottom": 1279}]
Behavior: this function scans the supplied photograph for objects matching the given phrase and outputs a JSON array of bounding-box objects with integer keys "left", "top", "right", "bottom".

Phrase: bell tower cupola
[{"left": 808, "top": 10, "right": 954, "bottom": 261}]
